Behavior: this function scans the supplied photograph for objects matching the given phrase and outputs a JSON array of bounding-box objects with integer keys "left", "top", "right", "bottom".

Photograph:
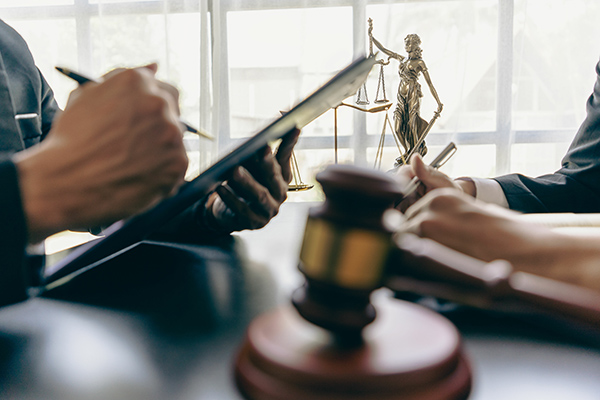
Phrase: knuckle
[
  {"left": 278, "top": 189, "right": 288, "bottom": 203},
  {"left": 269, "top": 206, "right": 280, "bottom": 220},
  {"left": 160, "top": 84, "right": 180, "bottom": 102},
  {"left": 250, "top": 217, "right": 267, "bottom": 230},
  {"left": 419, "top": 218, "right": 442, "bottom": 237},
  {"left": 427, "top": 189, "right": 461, "bottom": 210},
  {"left": 145, "top": 94, "right": 170, "bottom": 115},
  {"left": 172, "top": 156, "right": 188, "bottom": 175},
  {"left": 117, "top": 68, "right": 146, "bottom": 88},
  {"left": 164, "top": 122, "right": 184, "bottom": 142},
  {"left": 427, "top": 194, "right": 449, "bottom": 210},
  {"left": 256, "top": 189, "right": 270, "bottom": 207}
]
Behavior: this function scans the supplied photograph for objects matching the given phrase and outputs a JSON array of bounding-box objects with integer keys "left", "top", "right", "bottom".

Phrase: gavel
[{"left": 234, "top": 164, "right": 600, "bottom": 400}]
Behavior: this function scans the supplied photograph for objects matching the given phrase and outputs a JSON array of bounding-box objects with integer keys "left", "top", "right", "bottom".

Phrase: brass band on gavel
[
  {"left": 291, "top": 164, "right": 404, "bottom": 338},
  {"left": 299, "top": 216, "right": 391, "bottom": 290}
]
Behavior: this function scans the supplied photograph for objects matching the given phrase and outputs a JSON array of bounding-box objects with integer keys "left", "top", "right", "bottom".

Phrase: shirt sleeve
[
  {"left": 472, "top": 177, "right": 510, "bottom": 208},
  {"left": 0, "top": 158, "right": 30, "bottom": 306}
]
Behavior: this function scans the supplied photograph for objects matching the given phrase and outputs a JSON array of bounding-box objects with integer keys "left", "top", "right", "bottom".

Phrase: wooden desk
[{"left": 0, "top": 202, "right": 598, "bottom": 399}]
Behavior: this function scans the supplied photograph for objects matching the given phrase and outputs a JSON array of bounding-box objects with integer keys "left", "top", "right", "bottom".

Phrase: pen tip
[
  {"left": 193, "top": 128, "right": 214, "bottom": 140},
  {"left": 55, "top": 66, "right": 71, "bottom": 76}
]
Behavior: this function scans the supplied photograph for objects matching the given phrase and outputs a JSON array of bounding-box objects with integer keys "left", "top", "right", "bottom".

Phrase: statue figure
[{"left": 368, "top": 19, "right": 443, "bottom": 165}]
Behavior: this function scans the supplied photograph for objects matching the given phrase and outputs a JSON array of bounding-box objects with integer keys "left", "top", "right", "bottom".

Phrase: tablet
[{"left": 42, "top": 55, "right": 376, "bottom": 287}]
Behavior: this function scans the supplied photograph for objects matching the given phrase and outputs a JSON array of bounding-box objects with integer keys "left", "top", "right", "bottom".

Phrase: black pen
[{"left": 55, "top": 66, "right": 213, "bottom": 140}]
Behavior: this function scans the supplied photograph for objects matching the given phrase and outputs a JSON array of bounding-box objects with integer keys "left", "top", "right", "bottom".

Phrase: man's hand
[
  {"left": 15, "top": 66, "right": 188, "bottom": 242},
  {"left": 402, "top": 188, "right": 600, "bottom": 290},
  {"left": 393, "top": 153, "right": 475, "bottom": 212},
  {"left": 203, "top": 128, "right": 300, "bottom": 233}
]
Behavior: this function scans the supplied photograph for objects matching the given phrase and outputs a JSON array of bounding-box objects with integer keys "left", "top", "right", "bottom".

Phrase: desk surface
[{"left": 0, "top": 202, "right": 599, "bottom": 400}]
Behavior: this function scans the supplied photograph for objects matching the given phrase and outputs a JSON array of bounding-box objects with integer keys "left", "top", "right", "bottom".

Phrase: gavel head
[{"left": 292, "top": 164, "right": 404, "bottom": 344}]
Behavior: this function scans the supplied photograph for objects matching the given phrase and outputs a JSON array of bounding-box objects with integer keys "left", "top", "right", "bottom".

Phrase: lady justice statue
[{"left": 368, "top": 18, "right": 443, "bottom": 165}]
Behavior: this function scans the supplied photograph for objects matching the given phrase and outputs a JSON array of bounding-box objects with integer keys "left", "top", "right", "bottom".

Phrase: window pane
[
  {"left": 510, "top": 142, "right": 571, "bottom": 176},
  {"left": 90, "top": 15, "right": 167, "bottom": 72},
  {"left": 366, "top": 1, "right": 499, "bottom": 135},
  {"left": 227, "top": 7, "right": 353, "bottom": 139},
  {"left": 513, "top": 0, "right": 600, "bottom": 132},
  {"left": 0, "top": 0, "right": 72, "bottom": 7},
  {"left": 90, "top": 0, "right": 159, "bottom": 3},
  {"left": 435, "top": 144, "right": 497, "bottom": 178}
]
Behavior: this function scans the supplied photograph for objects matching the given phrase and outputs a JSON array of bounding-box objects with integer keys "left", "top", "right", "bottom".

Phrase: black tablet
[{"left": 42, "top": 55, "right": 376, "bottom": 287}]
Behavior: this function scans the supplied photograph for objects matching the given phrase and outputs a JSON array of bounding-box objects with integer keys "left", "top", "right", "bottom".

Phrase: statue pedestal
[{"left": 235, "top": 297, "right": 471, "bottom": 400}]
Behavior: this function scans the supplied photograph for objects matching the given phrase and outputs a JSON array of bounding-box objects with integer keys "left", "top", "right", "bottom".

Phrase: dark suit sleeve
[
  {"left": 494, "top": 61, "right": 600, "bottom": 213},
  {"left": 39, "top": 70, "right": 59, "bottom": 141},
  {"left": 0, "top": 158, "right": 30, "bottom": 306}
]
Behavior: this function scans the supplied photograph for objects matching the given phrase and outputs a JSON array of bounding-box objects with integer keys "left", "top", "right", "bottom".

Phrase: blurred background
[{"left": 3, "top": 0, "right": 600, "bottom": 202}]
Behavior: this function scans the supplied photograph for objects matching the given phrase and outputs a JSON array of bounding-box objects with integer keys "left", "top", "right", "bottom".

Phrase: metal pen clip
[
  {"left": 15, "top": 113, "right": 38, "bottom": 120},
  {"left": 430, "top": 142, "right": 457, "bottom": 169}
]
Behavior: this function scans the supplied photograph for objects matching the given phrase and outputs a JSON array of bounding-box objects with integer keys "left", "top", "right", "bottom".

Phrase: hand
[
  {"left": 402, "top": 188, "right": 600, "bottom": 290},
  {"left": 15, "top": 66, "right": 188, "bottom": 242},
  {"left": 393, "top": 153, "right": 471, "bottom": 212},
  {"left": 203, "top": 128, "right": 300, "bottom": 233},
  {"left": 103, "top": 63, "right": 182, "bottom": 115}
]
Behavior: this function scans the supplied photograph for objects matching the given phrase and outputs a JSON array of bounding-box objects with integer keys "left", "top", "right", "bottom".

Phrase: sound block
[{"left": 234, "top": 297, "right": 471, "bottom": 399}]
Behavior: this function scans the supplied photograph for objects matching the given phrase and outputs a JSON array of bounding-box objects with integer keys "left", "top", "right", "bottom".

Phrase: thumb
[
  {"left": 411, "top": 153, "right": 456, "bottom": 192},
  {"left": 410, "top": 153, "right": 429, "bottom": 180}
]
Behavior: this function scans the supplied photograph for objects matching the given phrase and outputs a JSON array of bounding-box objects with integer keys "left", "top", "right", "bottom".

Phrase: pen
[
  {"left": 401, "top": 141, "right": 457, "bottom": 198},
  {"left": 55, "top": 66, "right": 213, "bottom": 140}
]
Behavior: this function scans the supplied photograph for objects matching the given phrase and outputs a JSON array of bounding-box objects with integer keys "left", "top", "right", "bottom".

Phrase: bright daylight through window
[{"left": 2, "top": 0, "right": 600, "bottom": 201}]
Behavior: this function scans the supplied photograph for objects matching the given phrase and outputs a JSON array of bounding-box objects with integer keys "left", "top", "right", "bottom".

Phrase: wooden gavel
[
  {"left": 235, "top": 164, "right": 600, "bottom": 400},
  {"left": 294, "top": 164, "right": 600, "bottom": 342}
]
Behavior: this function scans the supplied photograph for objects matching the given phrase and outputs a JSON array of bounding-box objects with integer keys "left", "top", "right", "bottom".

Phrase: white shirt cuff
[{"left": 471, "top": 177, "right": 509, "bottom": 208}]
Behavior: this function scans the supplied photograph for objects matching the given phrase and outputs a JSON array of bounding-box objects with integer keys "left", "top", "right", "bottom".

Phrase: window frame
[{"left": 1, "top": 0, "right": 580, "bottom": 176}]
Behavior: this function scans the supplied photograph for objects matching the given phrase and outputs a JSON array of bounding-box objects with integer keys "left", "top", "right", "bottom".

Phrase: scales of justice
[{"left": 288, "top": 18, "right": 444, "bottom": 191}]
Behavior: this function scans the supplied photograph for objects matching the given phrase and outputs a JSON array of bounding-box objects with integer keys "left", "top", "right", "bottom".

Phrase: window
[
  {"left": 4, "top": 0, "right": 600, "bottom": 200},
  {"left": 2, "top": 0, "right": 209, "bottom": 178}
]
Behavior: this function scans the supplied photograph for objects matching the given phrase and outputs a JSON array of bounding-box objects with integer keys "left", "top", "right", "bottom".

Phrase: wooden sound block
[{"left": 234, "top": 296, "right": 471, "bottom": 400}]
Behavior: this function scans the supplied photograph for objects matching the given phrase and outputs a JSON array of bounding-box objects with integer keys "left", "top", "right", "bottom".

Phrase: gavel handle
[{"left": 386, "top": 233, "right": 600, "bottom": 335}]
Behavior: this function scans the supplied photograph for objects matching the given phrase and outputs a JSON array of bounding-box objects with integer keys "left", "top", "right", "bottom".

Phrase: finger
[
  {"left": 397, "top": 212, "right": 425, "bottom": 235},
  {"left": 242, "top": 147, "right": 288, "bottom": 203},
  {"left": 154, "top": 84, "right": 182, "bottom": 125},
  {"left": 141, "top": 62, "right": 159, "bottom": 74},
  {"left": 411, "top": 153, "right": 457, "bottom": 192},
  {"left": 276, "top": 128, "right": 301, "bottom": 183},
  {"left": 215, "top": 183, "right": 270, "bottom": 229},
  {"left": 215, "top": 182, "right": 251, "bottom": 217},
  {"left": 403, "top": 188, "right": 445, "bottom": 220},
  {"left": 226, "top": 166, "right": 280, "bottom": 218},
  {"left": 141, "top": 64, "right": 181, "bottom": 116},
  {"left": 102, "top": 67, "right": 126, "bottom": 80},
  {"left": 410, "top": 153, "right": 432, "bottom": 183}
]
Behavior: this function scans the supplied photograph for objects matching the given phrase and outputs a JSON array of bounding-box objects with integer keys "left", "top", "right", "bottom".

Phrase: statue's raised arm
[{"left": 368, "top": 18, "right": 404, "bottom": 62}]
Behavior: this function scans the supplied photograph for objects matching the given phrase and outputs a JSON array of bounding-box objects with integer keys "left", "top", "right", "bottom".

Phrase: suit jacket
[
  {"left": 0, "top": 19, "right": 59, "bottom": 306},
  {"left": 495, "top": 61, "right": 600, "bottom": 213}
]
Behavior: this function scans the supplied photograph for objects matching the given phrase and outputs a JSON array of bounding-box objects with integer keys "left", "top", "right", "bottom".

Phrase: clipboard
[{"left": 42, "top": 55, "right": 376, "bottom": 287}]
